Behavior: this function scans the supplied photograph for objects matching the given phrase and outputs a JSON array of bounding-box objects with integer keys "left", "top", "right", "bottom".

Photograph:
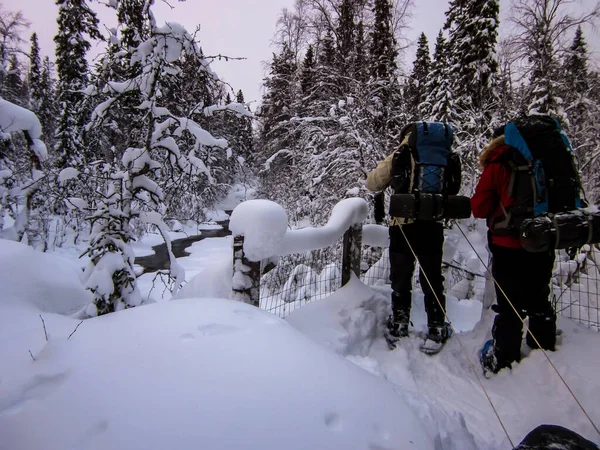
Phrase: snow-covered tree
[
  {"left": 424, "top": 31, "right": 455, "bottom": 123},
  {"left": 444, "top": 0, "right": 499, "bottom": 113},
  {"left": 405, "top": 32, "right": 430, "bottom": 119},
  {"left": 0, "top": 6, "right": 29, "bottom": 92},
  {"left": 561, "top": 26, "right": 600, "bottom": 202},
  {"left": 36, "top": 57, "right": 58, "bottom": 147},
  {"left": 27, "top": 32, "right": 41, "bottom": 109},
  {"left": 85, "top": 10, "right": 241, "bottom": 314},
  {"left": 369, "top": 0, "right": 399, "bottom": 134},
  {"left": 54, "top": 0, "right": 100, "bottom": 169},
  {"left": 510, "top": 0, "right": 600, "bottom": 119},
  {"left": 0, "top": 98, "right": 48, "bottom": 245}
]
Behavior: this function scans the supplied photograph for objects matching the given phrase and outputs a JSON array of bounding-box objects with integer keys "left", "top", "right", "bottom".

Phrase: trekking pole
[
  {"left": 398, "top": 225, "right": 515, "bottom": 448},
  {"left": 452, "top": 219, "right": 600, "bottom": 439}
]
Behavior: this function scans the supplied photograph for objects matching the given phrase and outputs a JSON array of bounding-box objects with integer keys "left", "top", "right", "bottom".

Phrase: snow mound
[
  {"left": 0, "top": 239, "right": 91, "bottom": 316},
  {"left": 230, "top": 199, "right": 288, "bottom": 260},
  {"left": 0, "top": 298, "right": 434, "bottom": 450}
]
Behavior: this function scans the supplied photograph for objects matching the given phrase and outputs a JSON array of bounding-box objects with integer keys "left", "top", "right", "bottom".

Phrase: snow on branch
[{"left": 0, "top": 98, "right": 47, "bottom": 161}]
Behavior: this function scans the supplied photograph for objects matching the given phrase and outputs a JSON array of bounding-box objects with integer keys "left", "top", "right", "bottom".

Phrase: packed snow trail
[{"left": 286, "top": 277, "right": 600, "bottom": 450}]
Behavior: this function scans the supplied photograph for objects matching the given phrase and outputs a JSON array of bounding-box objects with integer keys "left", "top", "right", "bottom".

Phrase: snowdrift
[
  {"left": 0, "top": 298, "right": 435, "bottom": 450},
  {"left": 0, "top": 239, "right": 91, "bottom": 316}
]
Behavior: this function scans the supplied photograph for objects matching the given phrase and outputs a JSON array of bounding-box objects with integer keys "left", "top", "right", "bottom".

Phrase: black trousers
[
  {"left": 490, "top": 244, "right": 556, "bottom": 369},
  {"left": 389, "top": 222, "right": 445, "bottom": 328}
]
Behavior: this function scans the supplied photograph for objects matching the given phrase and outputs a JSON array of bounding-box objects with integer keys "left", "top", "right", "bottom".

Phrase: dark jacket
[{"left": 471, "top": 136, "right": 522, "bottom": 248}]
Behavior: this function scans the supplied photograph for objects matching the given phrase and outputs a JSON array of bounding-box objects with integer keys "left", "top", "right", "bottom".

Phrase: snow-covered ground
[{"left": 1, "top": 194, "right": 600, "bottom": 449}]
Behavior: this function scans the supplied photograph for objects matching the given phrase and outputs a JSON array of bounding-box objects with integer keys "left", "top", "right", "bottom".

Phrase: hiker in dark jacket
[
  {"left": 472, "top": 133, "right": 557, "bottom": 374},
  {"left": 366, "top": 124, "right": 461, "bottom": 354}
]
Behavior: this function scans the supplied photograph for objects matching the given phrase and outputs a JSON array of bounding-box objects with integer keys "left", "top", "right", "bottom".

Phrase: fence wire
[
  {"left": 553, "top": 245, "right": 600, "bottom": 331},
  {"left": 257, "top": 230, "right": 600, "bottom": 331},
  {"left": 260, "top": 243, "right": 343, "bottom": 318}
]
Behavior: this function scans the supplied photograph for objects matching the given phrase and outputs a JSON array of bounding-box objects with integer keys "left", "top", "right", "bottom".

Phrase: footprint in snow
[
  {"left": 324, "top": 412, "right": 342, "bottom": 431},
  {"left": 0, "top": 372, "right": 68, "bottom": 416},
  {"left": 197, "top": 323, "right": 240, "bottom": 336}
]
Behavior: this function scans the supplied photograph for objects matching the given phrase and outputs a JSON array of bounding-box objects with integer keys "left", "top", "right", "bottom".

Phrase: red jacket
[{"left": 471, "top": 140, "right": 522, "bottom": 248}]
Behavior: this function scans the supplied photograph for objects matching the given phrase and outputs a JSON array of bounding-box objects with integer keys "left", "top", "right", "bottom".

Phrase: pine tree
[
  {"left": 563, "top": 26, "right": 589, "bottom": 114},
  {"left": 28, "top": 32, "right": 41, "bottom": 109},
  {"left": 444, "top": 0, "right": 499, "bottom": 112},
  {"left": 3, "top": 53, "right": 24, "bottom": 105},
  {"left": 300, "top": 44, "right": 316, "bottom": 98},
  {"left": 354, "top": 21, "right": 368, "bottom": 83},
  {"left": 37, "top": 57, "right": 57, "bottom": 147},
  {"left": 54, "top": 0, "right": 100, "bottom": 169},
  {"left": 406, "top": 32, "right": 431, "bottom": 119},
  {"left": 259, "top": 43, "right": 297, "bottom": 137},
  {"left": 424, "top": 31, "right": 455, "bottom": 123},
  {"left": 562, "top": 26, "right": 598, "bottom": 201},
  {"left": 369, "top": 0, "right": 399, "bottom": 134},
  {"left": 336, "top": 0, "right": 356, "bottom": 87},
  {"left": 117, "top": 0, "right": 149, "bottom": 51}
]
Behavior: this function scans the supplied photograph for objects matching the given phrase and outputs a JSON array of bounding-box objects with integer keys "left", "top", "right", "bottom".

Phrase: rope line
[
  {"left": 398, "top": 225, "right": 515, "bottom": 448},
  {"left": 452, "top": 220, "right": 600, "bottom": 439}
]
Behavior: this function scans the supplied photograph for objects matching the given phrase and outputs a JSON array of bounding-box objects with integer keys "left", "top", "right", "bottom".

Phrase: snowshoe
[
  {"left": 384, "top": 315, "right": 408, "bottom": 350},
  {"left": 480, "top": 339, "right": 498, "bottom": 378},
  {"left": 419, "top": 323, "right": 453, "bottom": 355}
]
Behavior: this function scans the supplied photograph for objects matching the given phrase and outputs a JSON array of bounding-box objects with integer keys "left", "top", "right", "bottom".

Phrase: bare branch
[
  {"left": 67, "top": 320, "right": 84, "bottom": 339},
  {"left": 39, "top": 314, "right": 48, "bottom": 341}
]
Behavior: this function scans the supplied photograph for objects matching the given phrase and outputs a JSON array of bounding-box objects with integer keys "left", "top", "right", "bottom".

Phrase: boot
[
  {"left": 420, "top": 323, "right": 452, "bottom": 355},
  {"left": 384, "top": 315, "right": 408, "bottom": 349}
]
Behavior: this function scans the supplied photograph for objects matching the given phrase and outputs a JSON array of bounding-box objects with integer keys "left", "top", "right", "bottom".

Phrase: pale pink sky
[{"left": 1, "top": 0, "right": 598, "bottom": 105}]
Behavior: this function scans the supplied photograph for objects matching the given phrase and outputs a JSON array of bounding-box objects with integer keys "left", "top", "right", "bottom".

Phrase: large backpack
[
  {"left": 492, "top": 115, "right": 583, "bottom": 235},
  {"left": 388, "top": 121, "right": 468, "bottom": 221},
  {"left": 391, "top": 121, "right": 456, "bottom": 195}
]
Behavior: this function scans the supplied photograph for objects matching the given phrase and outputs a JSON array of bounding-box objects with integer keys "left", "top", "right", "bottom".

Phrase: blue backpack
[
  {"left": 492, "top": 115, "right": 583, "bottom": 235},
  {"left": 391, "top": 121, "right": 458, "bottom": 195}
]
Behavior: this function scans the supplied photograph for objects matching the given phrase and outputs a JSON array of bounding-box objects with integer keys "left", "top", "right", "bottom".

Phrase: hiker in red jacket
[{"left": 472, "top": 129, "right": 557, "bottom": 375}]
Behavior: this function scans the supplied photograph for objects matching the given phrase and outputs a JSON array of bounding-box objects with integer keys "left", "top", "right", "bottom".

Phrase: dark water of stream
[{"left": 134, "top": 214, "right": 231, "bottom": 274}]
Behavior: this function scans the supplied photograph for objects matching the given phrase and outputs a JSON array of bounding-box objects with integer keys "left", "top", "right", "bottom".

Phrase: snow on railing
[{"left": 229, "top": 198, "right": 389, "bottom": 310}]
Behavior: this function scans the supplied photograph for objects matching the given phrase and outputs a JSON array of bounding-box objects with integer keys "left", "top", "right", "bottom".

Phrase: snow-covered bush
[{"left": 0, "top": 98, "right": 48, "bottom": 248}]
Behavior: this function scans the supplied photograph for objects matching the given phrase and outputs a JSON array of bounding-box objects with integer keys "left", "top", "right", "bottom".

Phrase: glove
[{"left": 374, "top": 192, "right": 385, "bottom": 224}]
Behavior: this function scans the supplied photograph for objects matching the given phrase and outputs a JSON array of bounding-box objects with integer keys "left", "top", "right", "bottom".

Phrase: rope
[
  {"left": 398, "top": 225, "right": 515, "bottom": 448},
  {"left": 452, "top": 220, "right": 600, "bottom": 439}
]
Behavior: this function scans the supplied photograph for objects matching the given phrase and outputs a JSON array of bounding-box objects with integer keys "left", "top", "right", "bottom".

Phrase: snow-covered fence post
[
  {"left": 230, "top": 200, "right": 289, "bottom": 308},
  {"left": 342, "top": 224, "right": 363, "bottom": 286},
  {"left": 232, "top": 235, "right": 261, "bottom": 307}
]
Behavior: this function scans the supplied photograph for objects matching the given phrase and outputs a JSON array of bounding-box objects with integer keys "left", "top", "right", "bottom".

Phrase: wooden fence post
[
  {"left": 342, "top": 224, "right": 363, "bottom": 287},
  {"left": 232, "top": 235, "right": 261, "bottom": 307}
]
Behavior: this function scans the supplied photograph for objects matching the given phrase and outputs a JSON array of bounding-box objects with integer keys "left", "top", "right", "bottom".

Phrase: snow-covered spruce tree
[
  {"left": 424, "top": 31, "right": 456, "bottom": 124},
  {"left": 256, "top": 43, "right": 299, "bottom": 211},
  {"left": 231, "top": 89, "right": 254, "bottom": 165},
  {"left": 28, "top": 33, "right": 41, "bottom": 109},
  {"left": 85, "top": 12, "right": 233, "bottom": 315},
  {"left": 368, "top": 0, "right": 399, "bottom": 135},
  {"left": 562, "top": 26, "right": 600, "bottom": 202},
  {"left": 36, "top": 57, "right": 58, "bottom": 149},
  {"left": 54, "top": 0, "right": 100, "bottom": 170},
  {"left": 405, "top": 32, "right": 430, "bottom": 120},
  {"left": 443, "top": 0, "right": 500, "bottom": 191},
  {"left": 510, "top": 0, "right": 600, "bottom": 120},
  {"left": 3, "top": 54, "right": 26, "bottom": 106},
  {"left": 0, "top": 98, "right": 48, "bottom": 244},
  {"left": 444, "top": 0, "right": 499, "bottom": 113}
]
